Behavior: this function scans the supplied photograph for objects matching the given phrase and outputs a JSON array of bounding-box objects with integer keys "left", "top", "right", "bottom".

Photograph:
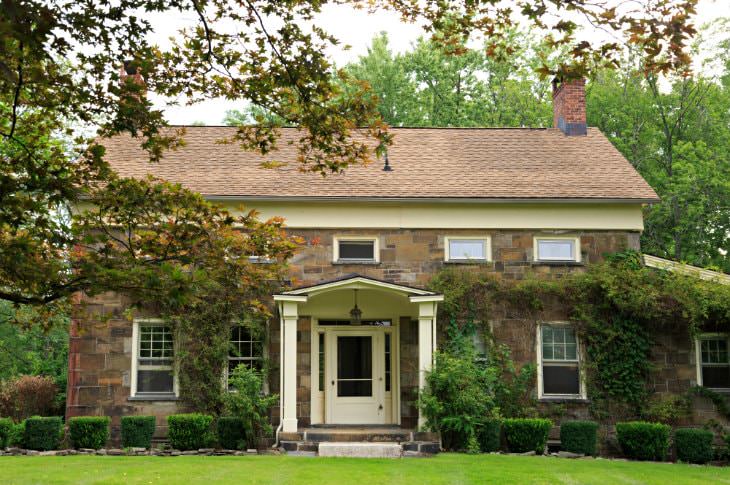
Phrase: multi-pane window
[
  {"left": 136, "top": 324, "right": 175, "bottom": 395},
  {"left": 540, "top": 324, "right": 581, "bottom": 396},
  {"left": 446, "top": 237, "right": 490, "bottom": 262},
  {"left": 699, "top": 336, "right": 730, "bottom": 388},
  {"left": 227, "top": 326, "right": 263, "bottom": 386},
  {"left": 535, "top": 238, "right": 579, "bottom": 262}
]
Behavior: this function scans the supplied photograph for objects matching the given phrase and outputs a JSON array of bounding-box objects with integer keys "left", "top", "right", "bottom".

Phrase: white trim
[
  {"left": 409, "top": 295, "right": 444, "bottom": 303},
  {"left": 273, "top": 295, "right": 308, "bottom": 302},
  {"left": 333, "top": 236, "right": 380, "bottom": 263},
  {"left": 130, "top": 319, "right": 178, "bottom": 398},
  {"left": 536, "top": 322, "right": 586, "bottom": 400},
  {"left": 533, "top": 236, "right": 581, "bottom": 262},
  {"left": 281, "top": 276, "right": 435, "bottom": 297},
  {"left": 695, "top": 333, "right": 730, "bottom": 390},
  {"left": 444, "top": 236, "right": 492, "bottom": 262}
]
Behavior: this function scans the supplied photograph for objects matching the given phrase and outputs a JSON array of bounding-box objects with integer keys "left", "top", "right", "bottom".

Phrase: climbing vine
[{"left": 427, "top": 250, "right": 730, "bottom": 420}]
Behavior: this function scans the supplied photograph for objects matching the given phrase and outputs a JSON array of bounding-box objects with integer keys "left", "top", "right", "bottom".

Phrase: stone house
[{"left": 66, "top": 79, "right": 727, "bottom": 445}]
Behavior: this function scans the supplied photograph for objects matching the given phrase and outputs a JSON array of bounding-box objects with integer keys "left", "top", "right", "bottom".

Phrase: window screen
[
  {"left": 136, "top": 324, "right": 174, "bottom": 394},
  {"left": 700, "top": 338, "right": 730, "bottom": 388},
  {"left": 537, "top": 239, "right": 576, "bottom": 261},
  {"left": 541, "top": 325, "right": 581, "bottom": 396},
  {"left": 448, "top": 239, "right": 487, "bottom": 260},
  {"left": 338, "top": 240, "right": 375, "bottom": 261}
]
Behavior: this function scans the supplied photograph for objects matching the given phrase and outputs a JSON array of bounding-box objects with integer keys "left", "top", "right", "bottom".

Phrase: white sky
[{"left": 152, "top": 0, "right": 730, "bottom": 126}]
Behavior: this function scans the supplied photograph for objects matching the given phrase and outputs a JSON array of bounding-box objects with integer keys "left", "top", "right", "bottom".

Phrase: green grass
[{"left": 1, "top": 453, "right": 728, "bottom": 485}]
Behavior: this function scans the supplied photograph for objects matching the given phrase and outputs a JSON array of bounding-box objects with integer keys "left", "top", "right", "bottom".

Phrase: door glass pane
[
  {"left": 538, "top": 240, "right": 575, "bottom": 260},
  {"left": 338, "top": 241, "right": 375, "bottom": 260},
  {"left": 449, "top": 240, "right": 486, "bottom": 260},
  {"left": 385, "top": 334, "right": 391, "bottom": 392},
  {"left": 318, "top": 333, "right": 325, "bottom": 392},
  {"left": 337, "top": 336, "right": 372, "bottom": 397}
]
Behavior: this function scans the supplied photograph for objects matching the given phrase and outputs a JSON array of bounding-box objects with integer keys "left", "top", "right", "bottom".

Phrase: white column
[
  {"left": 281, "top": 300, "right": 299, "bottom": 433},
  {"left": 417, "top": 301, "right": 436, "bottom": 429}
]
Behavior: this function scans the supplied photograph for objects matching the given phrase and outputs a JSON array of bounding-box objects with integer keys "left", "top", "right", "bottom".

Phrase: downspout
[{"left": 273, "top": 301, "right": 284, "bottom": 448}]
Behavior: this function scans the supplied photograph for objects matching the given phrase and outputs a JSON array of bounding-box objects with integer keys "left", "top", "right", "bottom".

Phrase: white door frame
[{"left": 310, "top": 318, "right": 399, "bottom": 425}]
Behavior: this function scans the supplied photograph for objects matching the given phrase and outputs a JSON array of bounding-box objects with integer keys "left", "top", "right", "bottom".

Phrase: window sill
[
  {"left": 128, "top": 394, "right": 179, "bottom": 402},
  {"left": 531, "top": 261, "right": 584, "bottom": 267},
  {"left": 332, "top": 260, "right": 380, "bottom": 265},
  {"left": 444, "top": 260, "right": 493, "bottom": 265},
  {"left": 539, "top": 396, "right": 589, "bottom": 403}
]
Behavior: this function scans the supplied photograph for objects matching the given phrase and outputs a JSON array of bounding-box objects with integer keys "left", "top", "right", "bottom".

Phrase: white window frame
[
  {"left": 333, "top": 236, "right": 379, "bottom": 263},
  {"left": 536, "top": 322, "right": 586, "bottom": 399},
  {"left": 130, "top": 319, "right": 178, "bottom": 398},
  {"left": 224, "top": 324, "right": 265, "bottom": 390},
  {"left": 444, "top": 236, "right": 492, "bottom": 262},
  {"left": 695, "top": 333, "right": 730, "bottom": 390},
  {"left": 533, "top": 236, "right": 581, "bottom": 262}
]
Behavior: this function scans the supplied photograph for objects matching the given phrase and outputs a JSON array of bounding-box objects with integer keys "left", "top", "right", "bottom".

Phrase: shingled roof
[{"left": 100, "top": 126, "right": 659, "bottom": 202}]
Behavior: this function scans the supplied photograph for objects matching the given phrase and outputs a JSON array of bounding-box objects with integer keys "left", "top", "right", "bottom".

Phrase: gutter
[{"left": 205, "top": 195, "right": 660, "bottom": 205}]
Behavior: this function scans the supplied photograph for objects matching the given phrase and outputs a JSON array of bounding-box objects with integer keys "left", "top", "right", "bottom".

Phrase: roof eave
[{"left": 205, "top": 195, "right": 660, "bottom": 204}]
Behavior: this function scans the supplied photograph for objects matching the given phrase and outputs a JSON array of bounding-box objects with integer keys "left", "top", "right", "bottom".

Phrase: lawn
[{"left": 1, "top": 453, "right": 729, "bottom": 485}]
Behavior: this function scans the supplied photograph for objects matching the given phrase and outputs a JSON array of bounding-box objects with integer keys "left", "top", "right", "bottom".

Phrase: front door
[{"left": 327, "top": 330, "right": 386, "bottom": 424}]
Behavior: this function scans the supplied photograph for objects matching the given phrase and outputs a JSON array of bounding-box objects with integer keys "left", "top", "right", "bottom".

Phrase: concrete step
[
  {"left": 305, "top": 431, "right": 411, "bottom": 443},
  {"left": 318, "top": 442, "right": 402, "bottom": 458}
]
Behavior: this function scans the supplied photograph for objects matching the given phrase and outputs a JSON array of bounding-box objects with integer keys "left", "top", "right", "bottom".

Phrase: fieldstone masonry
[{"left": 69, "top": 227, "right": 726, "bottom": 443}]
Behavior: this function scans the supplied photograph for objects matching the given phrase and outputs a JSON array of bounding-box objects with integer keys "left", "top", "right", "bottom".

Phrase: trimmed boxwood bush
[
  {"left": 217, "top": 417, "right": 246, "bottom": 450},
  {"left": 675, "top": 428, "right": 714, "bottom": 464},
  {"left": 0, "top": 418, "right": 12, "bottom": 448},
  {"left": 167, "top": 414, "right": 214, "bottom": 450},
  {"left": 8, "top": 420, "right": 25, "bottom": 447},
  {"left": 503, "top": 418, "right": 552, "bottom": 454},
  {"left": 478, "top": 418, "right": 502, "bottom": 452},
  {"left": 121, "top": 416, "right": 157, "bottom": 449},
  {"left": 560, "top": 420, "right": 598, "bottom": 456},
  {"left": 68, "top": 416, "right": 110, "bottom": 449},
  {"left": 616, "top": 421, "right": 670, "bottom": 461},
  {"left": 24, "top": 416, "right": 63, "bottom": 451}
]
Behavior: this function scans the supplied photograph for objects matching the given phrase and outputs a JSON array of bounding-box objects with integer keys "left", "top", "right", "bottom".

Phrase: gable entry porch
[{"left": 273, "top": 275, "right": 443, "bottom": 454}]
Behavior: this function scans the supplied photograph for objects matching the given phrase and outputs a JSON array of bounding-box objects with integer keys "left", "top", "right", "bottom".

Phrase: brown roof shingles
[{"left": 100, "top": 126, "right": 659, "bottom": 201}]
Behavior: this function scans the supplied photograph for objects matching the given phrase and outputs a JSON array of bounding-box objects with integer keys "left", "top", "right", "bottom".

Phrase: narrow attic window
[{"left": 333, "top": 237, "right": 379, "bottom": 263}]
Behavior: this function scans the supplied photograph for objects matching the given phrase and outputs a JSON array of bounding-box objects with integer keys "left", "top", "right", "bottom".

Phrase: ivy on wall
[{"left": 428, "top": 250, "right": 730, "bottom": 420}]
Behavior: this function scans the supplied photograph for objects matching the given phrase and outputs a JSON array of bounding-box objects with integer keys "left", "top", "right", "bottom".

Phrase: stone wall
[{"left": 70, "top": 227, "right": 653, "bottom": 440}]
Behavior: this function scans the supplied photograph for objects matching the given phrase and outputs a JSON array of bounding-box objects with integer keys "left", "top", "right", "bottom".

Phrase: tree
[{"left": 0, "top": 0, "right": 701, "bottom": 311}]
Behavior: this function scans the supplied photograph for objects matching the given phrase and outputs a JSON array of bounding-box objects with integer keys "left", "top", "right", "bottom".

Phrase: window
[
  {"left": 227, "top": 325, "right": 263, "bottom": 388},
  {"left": 697, "top": 335, "right": 730, "bottom": 389},
  {"left": 132, "top": 321, "right": 176, "bottom": 397},
  {"left": 445, "top": 237, "right": 491, "bottom": 262},
  {"left": 538, "top": 324, "right": 583, "bottom": 398},
  {"left": 318, "top": 332, "right": 325, "bottom": 392},
  {"left": 534, "top": 237, "right": 580, "bottom": 262},
  {"left": 384, "top": 333, "right": 392, "bottom": 392},
  {"left": 333, "top": 237, "right": 379, "bottom": 263}
]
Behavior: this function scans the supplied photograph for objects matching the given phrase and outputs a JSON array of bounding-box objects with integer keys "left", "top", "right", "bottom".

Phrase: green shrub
[
  {"left": 478, "top": 418, "right": 501, "bottom": 452},
  {"left": 8, "top": 420, "right": 25, "bottom": 447},
  {"left": 23, "top": 416, "right": 63, "bottom": 451},
  {"left": 0, "top": 418, "right": 12, "bottom": 448},
  {"left": 68, "top": 416, "right": 110, "bottom": 449},
  {"left": 419, "top": 346, "right": 497, "bottom": 452},
  {"left": 121, "top": 416, "right": 157, "bottom": 449},
  {"left": 675, "top": 428, "right": 714, "bottom": 464},
  {"left": 615, "top": 421, "right": 670, "bottom": 461},
  {"left": 222, "top": 366, "right": 279, "bottom": 450},
  {"left": 560, "top": 420, "right": 598, "bottom": 456},
  {"left": 167, "top": 414, "right": 214, "bottom": 450},
  {"left": 503, "top": 418, "right": 552, "bottom": 454},
  {"left": 217, "top": 417, "right": 246, "bottom": 450}
]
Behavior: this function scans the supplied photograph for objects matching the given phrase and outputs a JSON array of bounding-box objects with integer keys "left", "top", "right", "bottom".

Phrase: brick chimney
[
  {"left": 552, "top": 78, "right": 587, "bottom": 136},
  {"left": 120, "top": 60, "right": 145, "bottom": 92}
]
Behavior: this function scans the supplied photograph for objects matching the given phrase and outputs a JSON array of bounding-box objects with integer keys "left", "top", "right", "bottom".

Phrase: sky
[{"left": 151, "top": 0, "right": 730, "bottom": 126}]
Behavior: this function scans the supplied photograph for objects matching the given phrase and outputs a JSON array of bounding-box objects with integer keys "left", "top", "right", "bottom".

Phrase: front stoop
[
  {"left": 319, "top": 442, "right": 401, "bottom": 458},
  {"left": 279, "top": 428, "right": 441, "bottom": 457}
]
